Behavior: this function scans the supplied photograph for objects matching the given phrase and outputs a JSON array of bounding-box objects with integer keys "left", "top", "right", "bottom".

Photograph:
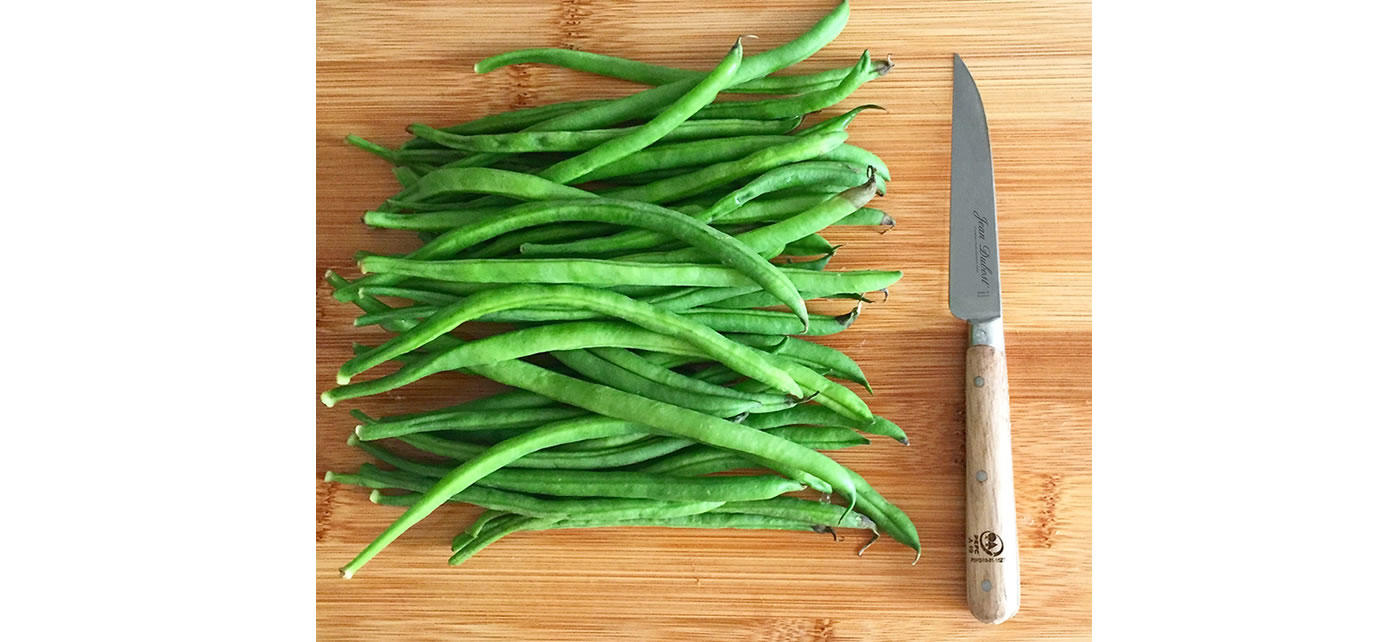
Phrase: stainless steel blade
[{"left": 949, "top": 54, "right": 1002, "bottom": 326}]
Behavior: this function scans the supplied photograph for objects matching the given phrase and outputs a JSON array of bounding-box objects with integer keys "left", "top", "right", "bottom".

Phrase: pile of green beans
[{"left": 321, "top": 0, "right": 919, "bottom": 578}]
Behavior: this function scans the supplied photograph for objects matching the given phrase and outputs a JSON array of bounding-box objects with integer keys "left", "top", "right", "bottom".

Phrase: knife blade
[{"left": 950, "top": 53, "right": 1020, "bottom": 625}]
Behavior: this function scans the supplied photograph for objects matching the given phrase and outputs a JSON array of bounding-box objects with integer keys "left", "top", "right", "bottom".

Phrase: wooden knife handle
[{"left": 965, "top": 344, "right": 1020, "bottom": 624}]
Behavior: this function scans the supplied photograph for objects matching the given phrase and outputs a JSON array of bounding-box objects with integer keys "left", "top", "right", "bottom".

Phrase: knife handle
[{"left": 965, "top": 344, "right": 1020, "bottom": 624}]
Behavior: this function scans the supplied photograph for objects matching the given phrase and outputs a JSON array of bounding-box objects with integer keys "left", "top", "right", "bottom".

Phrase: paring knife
[{"left": 950, "top": 53, "right": 1020, "bottom": 625}]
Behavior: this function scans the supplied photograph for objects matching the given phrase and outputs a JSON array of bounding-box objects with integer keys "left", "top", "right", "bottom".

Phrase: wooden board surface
[{"left": 316, "top": 1, "right": 1091, "bottom": 638}]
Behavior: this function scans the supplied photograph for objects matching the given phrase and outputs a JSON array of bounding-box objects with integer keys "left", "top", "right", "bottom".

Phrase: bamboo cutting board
[{"left": 316, "top": 1, "right": 1091, "bottom": 638}]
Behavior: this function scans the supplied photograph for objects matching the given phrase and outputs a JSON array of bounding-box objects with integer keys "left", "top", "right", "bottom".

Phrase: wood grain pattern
[
  {"left": 964, "top": 344, "right": 1020, "bottom": 624},
  {"left": 316, "top": 0, "right": 1091, "bottom": 638}
]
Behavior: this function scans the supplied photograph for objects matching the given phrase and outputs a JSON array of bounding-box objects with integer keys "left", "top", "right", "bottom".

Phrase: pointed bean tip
[
  {"left": 322, "top": 470, "right": 335, "bottom": 482},
  {"left": 368, "top": 489, "right": 383, "bottom": 503}
]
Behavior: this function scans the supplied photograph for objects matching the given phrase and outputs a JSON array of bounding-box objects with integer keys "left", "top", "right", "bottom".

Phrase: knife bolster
[{"left": 969, "top": 317, "right": 1004, "bottom": 349}]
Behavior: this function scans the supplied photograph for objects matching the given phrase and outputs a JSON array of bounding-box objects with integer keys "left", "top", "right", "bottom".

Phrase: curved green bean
[
  {"left": 523, "top": 160, "right": 877, "bottom": 258},
  {"left": 460, "top": 360, "right": 917, "bottom": 549},
  {"left": 334, "top": 284, "right": 802, "bottom": 396},
  {"left": 624, "top": 173, "right": 876, "bottom": 264},
  {"left": 552, "top": 349, "right": 762, "bottom": 417},
  {"left": 691, "top": 51, "right": 891, "bottom": 120},
  {"left": 587, "top": 347, "right": 788, "bottom": 404},
  {"left": 598, "top": 131, "right": 848, "bottom": 200},
  {"left": 783, "top": 232, "right": 835, "bottom": 256},
  {"left": 533, "top": 38, "right": 744, "bottom": 184},
  {"left": 473, "top": 48, "right": 855, "bottom": 95},
  {"left": 338, "top": 199, "right": 811, "bottom": 329},
  {"left": 424, "top": 0, "right": 850, "bottom": 175},
  {"left": 798, "top": 103, "right": 885, "bottom": 137},
  {"left": 739, "top": 403, "right": 908, "bottom": 445}
]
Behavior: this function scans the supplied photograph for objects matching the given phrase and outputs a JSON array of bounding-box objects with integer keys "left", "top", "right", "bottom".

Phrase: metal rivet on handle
[
  {"left": 976, "top": 470, "right": 987, "bottom": 482},
  {"left": 973, "top": 376, "right": 985, "bottom": 387},
  {"left": 981, "top": 580, "right": 992, "bottom": 592}
]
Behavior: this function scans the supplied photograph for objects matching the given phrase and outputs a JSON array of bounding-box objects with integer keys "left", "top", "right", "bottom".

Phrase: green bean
[
  {"left": 759, "top": 406, "right": 907, "bottom": 445},
  {"left": 704, "top": 193, "right": 824, "bottom": 224},
  {"left": 361, "top": 207, "right": 488, "bottom": 232},
  {"left": 533, "top": 38, "right": 746, "bottom": 186},
  {"left": 349, "top": 135, "right": 471, "bottom": 167},
  {"left": 388, "top": 167, "right": 594, "bottom": 209},
  {"left": 728, "top": 337, "right": 868, "bottom": 391},
  {"left": 624, "top": 173, "right": 876, "bottom": 264},
  {"left": 339, "top": 200, "right": 811, "bottom": 329},
  {"left": 342, "top": 466, "right": 726, "bottom": 522},
  {"left": 457, "top": 510, "right": 508, "bottom": 544},
  {"left": 677, "top": 305, "right": 858, "bottom": 337},
  {"left": 462, "top": 361, "right": 912, "bottom": 537},
  {"left": 473, "top": 468, "right": 806, "bottom": 502},
  {"left": 391, "top": 166, "right": 422, "bottom": 188},
  {"left": 326, "top": 470, "right": 569, "bottom": 516},
  {"left": 552, "top": 349, "right": 762, "bottom": 417},
  {"left": 349, "top": 434, "right": 460, "bottom": 479},
  {"left": 324, "top": 321, "right": 702, "bottom": 405},
  {"left": 572, "top": 136, "right": 884, "bottom": 185},
  {"left": 366, "top": 388, "right": 557, "bottom": 427},
  {"left": 783, "top": 232, "right": 835, "bottom": 256},
  {"left": 473, "top": 48, "right": 856, "bottom": 95},
  {"left": 446, "top": 497, "right": 736, "bottom": 550},
  {"left": 334, "top": 284, "right": 802, "bottom": 396},
  {"left": 588, "top": 347, "right": 787, "bottom": 403},
  {"left": 691, "top": 51, "right": 891, "bottom": 120},
  {"left": 336, "top": 319, "right": 867, "bottom": 425},
  {"left": 464, "top": 222, "right": 620, "bottom": 259},
  {"left": 768, "top": 336, "right": 872, "bottom": 393},
  {"left": 400, "top": 99, "right": 611, "bottom": 150},
  {"left": 362, "top": 256, "right": 801, "bottom": 287},
  {"left": 546, "top": 431, "right": 655, "bottom": 452},
  {"left": 710, "top": 196, "right": 892, "bottom": 226},
  {"left": 426, "top": 0, "right": 850, "bottom": 175},
  {"left": 408, "top": 116, "right": 798, "bottom": 153},
  {"left": 713, "top": 496, "right": 874, "bottom": 530},
  {"left": 640, "top": 285, "right": 764, "bottom": 313},
  {"left": 522, "top": 161, "right": 877, "bottom": 258},
  {"left": 397, "top": 431, "right": 699, "bottom": 470},
  {"left": 449, "top": 513, "right": 821, "bottom": 565},
  {"left": 353, "top": 406, "right": 591, "bottom": 441},
  {"left": 798, "top": 104, "right": 886, "bottom": 137},
  {"left": 596, "top": 131, "right": 848, "bottom": 201},
  {"left": 573, "top": 135, "right": 788, "bottom": 184},
  {"left": 781, "top": 252, "right": 837, "bottom": 272},
  {"left": 359, "top": 258, "right": 893, "bottom": 300}
]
